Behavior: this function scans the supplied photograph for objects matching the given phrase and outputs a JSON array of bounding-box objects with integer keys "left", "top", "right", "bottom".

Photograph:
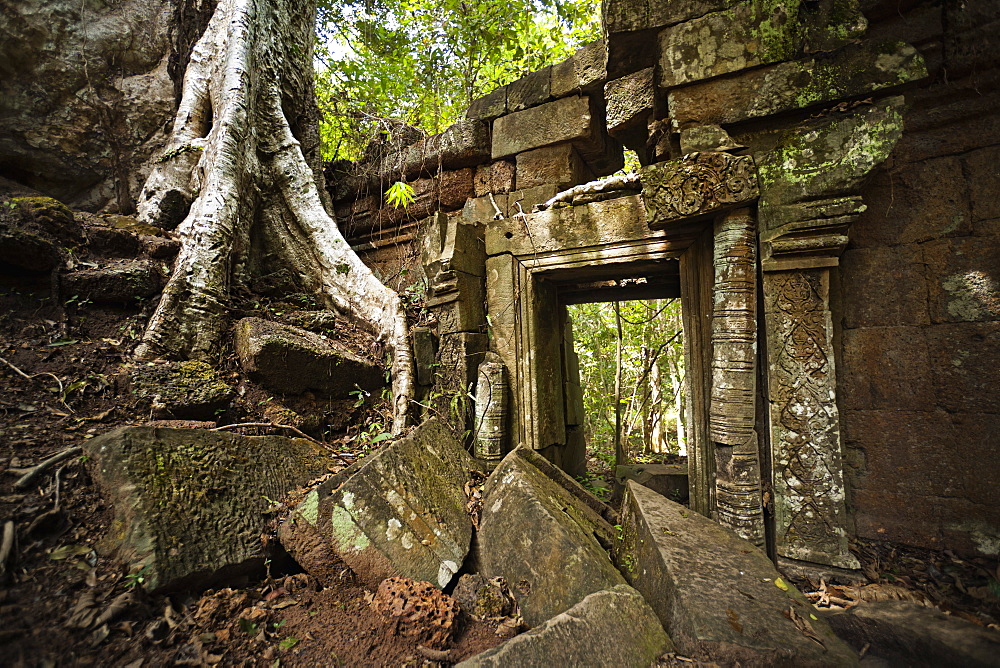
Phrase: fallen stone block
[
  {"left": 478, "top": 447, "right": 623, "bottom": 628},
  {"left": 614, "top": 463, "right": 688, "bottom": 503},
  {"left": 605, "top": 67, "right": 656, "bottom": 138},
  {"left": 85, "top": 426, "right": 333, "bottom": 591},
  {"left": 129, "top": 360, "right": 235, "bottom": 420},
  {"left": 827, "top": 600, "right": 1000, "bottom": 667},
  {"left": 234, "top": 317, "right": 383, "bottom": 398},
  {"left": 617, "top": 481, "right": 857, "bottom": 665},
  {"left": 279, "top": 419, "right": 476, "bottom": 589},
  {"left": 456, "top": 585, "right": 672, "bottom": 667},
  {"left": 62, "top": 260, "right": 163, "bottom": 303}
]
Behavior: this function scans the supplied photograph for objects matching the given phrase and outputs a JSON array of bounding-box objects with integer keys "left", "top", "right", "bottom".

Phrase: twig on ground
[
  {"left": 211, "top": 423, "right": 352, "bottom": 462},
  {"left": 13, "top": 446, "right": 83, "bottom": 490},
  {"left": 0, "top": 521, "right": 15, "bottom": 583},
  {"left": 0, "top": 356, "right": 72, "bottom": 412}
]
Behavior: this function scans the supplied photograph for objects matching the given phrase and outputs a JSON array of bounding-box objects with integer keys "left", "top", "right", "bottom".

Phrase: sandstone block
[
  {"left": 129, "top": 360, "right": 235, "bottom": 420},
  {"left": 605, "top": 67, "right": 655, "bottom": 137},
  {"left": 550, "top": 40, "right": 607, "bottom": 98},
  {"left": 604, "top": 0, "right": 738, "bottom": 34},
  {"left": 515, "top": 143, "right": 592, "bottom": 190},
  {"left": 614, "top": 463, "right": 688, "bottom": 503},
  {"left": 492, "top": 96, "right": 595, "bottom": 159},
  {"left": 504, "top": 184, "right": 560, "bottom": 218},
  {"left": 507, "top": 66, "right": 551, "bottom": 112},
  {"left": 473, "top": 160, "right": 515, "bottom": 196},
  {"left": 641, "top": 153, "right": 759, "bottom": 230},
  {"left": 923, "top": 237, "right": 1000, "bottom": 324},
  {"left": 669, "top": 42, "right": 927, "bottom": 128},
  {"left": 234, "top": 317, "right": 383, "bottom": 397},
  {"left": 86, "top": 427, "right": 332, "bottom": 591},
  {"left": 466, "top": 86, "right": 507, "bottom": 121},
  {"left": 279, "top": 419, "right": 476, "bottom": 589},
  {"left": 657, "top": 0, "right": 865, "bottom": 88},
  {"left": 840, "top": 245, "right": 930, "bottom": 328},
  {"left": 839, "top": 326, "right": 935, "bottom": 411},
  {"left": 827, "top": 600, "right": 1000, "bottom": 667},
  {"left": 478, "top": 447, "right": 623, "bottom": 628},
  {"left": 617, "top": 481, "right": 857, "bottom": 665},
  {"left": 457, "top": 585, "right": 672, "bottom": 667},
  {"left": 62, "top": 260, "right": 163, "bottom": 303},
  {"left": 926, "top": 322, "right": 1000, "bottom": 414}
]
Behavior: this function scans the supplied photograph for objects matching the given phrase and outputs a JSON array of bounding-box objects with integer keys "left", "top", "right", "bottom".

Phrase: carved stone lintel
[
  {"left": 641, "top": 152, "right": 759, "bottom": 230},
  {"left": 710, "top": 209, "right": 765, "bottom": 547},
  {"left": 764, "top": 270, "right": 858, "bottom": 570}
]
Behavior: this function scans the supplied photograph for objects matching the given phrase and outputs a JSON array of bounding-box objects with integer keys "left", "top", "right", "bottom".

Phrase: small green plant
[
  {"left": 349, "top": 385, "right": 369, "bottom": 409},
  {"left": 614, "top": 524, "right": 624, "bottom": 541},
  {"left": 64, "top": 294, "right": 93, "bottom": 309},
  {"left": 385, "top": 181, "right": 415, "bottom": 209},
  {"left": 279, "top": 637, "right": 299, "bottom": 651},
  {"left": 238, "top": 618, "right": 258, "bottom": 636},
  {"left": 124, "top": 564, "right": 152, "bottom": 590}
]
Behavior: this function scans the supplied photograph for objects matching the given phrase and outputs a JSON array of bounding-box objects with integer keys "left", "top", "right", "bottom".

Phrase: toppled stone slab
[
  {"left": 617, "top": 481, "right": 857, "bottom": 665},
  {"left": 279, "top": 419, "right": 476, "bottom": 589},
  {"left": 827, "top": 600, "right": 1000, "bottom": 667},
  {"left": 457, "top": 585, "right": 672, "bottom": 667},
  {"left": 129, "top": 360, "right": 235, "bottom": 420},
  {"left": 62, "top": 260, "right": 164, "bottom": 303},
  {"left": 477, "top": 447, "right": 623, "bottom": 628},
  {"left": 614, "top": 463, "right": 688, "bottom": 503},
  {"left": 85, "top": 426, "right": 333, "bottom": 591},
  {"left": 234, "top": 317, "right": 383, "bottom": 398}
]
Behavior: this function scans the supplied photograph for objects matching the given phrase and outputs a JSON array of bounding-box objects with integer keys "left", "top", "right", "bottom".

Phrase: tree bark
[{"left": 132, "top": 0, "right": 413, "bottom": 431}]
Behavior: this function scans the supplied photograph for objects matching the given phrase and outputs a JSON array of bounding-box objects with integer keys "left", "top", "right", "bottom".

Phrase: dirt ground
[{"left": 1, "top": 213, "right": 997, "bottom": 667}]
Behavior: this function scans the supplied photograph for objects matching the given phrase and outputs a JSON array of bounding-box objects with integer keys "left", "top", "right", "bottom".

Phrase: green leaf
[
  {"left": 49, "top": 544, "right": 92, "bottom": 560},
  {"left": 370, "top": 432, "right": 393, "bottom": 444},
  {"left": 46, "top": 339, "right": 79, "bottom": 347},
  {"left": 385, "top": 181, "right": 416, "bottom": 209},
  {"left": 279, "top": 637, "right": 300, "bottom": 651}
]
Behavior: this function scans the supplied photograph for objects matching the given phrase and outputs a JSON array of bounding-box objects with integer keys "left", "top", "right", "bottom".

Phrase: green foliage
[
  {"left": 314, "top": 0, "right": 601, "bottom": 161},
  {"left": 569, "top": 299, "right": 685, "bottom": 468},
  {"left": 385, "top": 180, "right": 416, "bottom": 209}
]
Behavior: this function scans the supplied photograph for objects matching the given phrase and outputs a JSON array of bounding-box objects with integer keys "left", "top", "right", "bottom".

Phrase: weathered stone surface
[
  {"left": 457, "top": 585, "right": 672, "bottom": 667},
  {"left": 463, "top": 194, "right": 507, "bottom": 225},
  {"left": 614, "top": 463, "right": 688, "bottom": 502},
  {"left": 62, "top": 260, "right": 163, "bottom": 303},
  {"left": 234, "top": 317, "right": 383, "bottom": 397},
  {"left": 466, "top": 86, "right": 507, "bottom": 121},
  {"left": 840, "top": 245, "right": 930, "bottom": 328},
  {"left": 669, "top": 42, "right": 927, "bottom": 127},
  {"left": 516, "top": 143, "right": 592, "bottom": 190},
  {"left": 372, "top": 577, "right": 461, "bottom": 650},
  {"left": 279, "top": 419, "right": 476, "bottom": 589},
  {"left": 965, "top": 145, "right": 1000, "bottom": 224},
  {"left": 0, "top": 0, "right": 178, "bottom": 209},
  {"left": 0, "top": 194, "right": 81, "bottom": 272},
  {"left": 504, "top": 184, "right": 560, "bottom": 218},
  {"left": 763, "top": 269, "right": 857, "bottom": 568},
  {"left": 604, "top": 0, "right": 738, "bottom": 34},
  {"left": 923, "top": 237, "right": 1000, "bottom": 324},
  {"left": 473, "top": 160, "right": 515, "bottom": 196},
  {"left": 605, "top": 68, "right": 656, "bottom": 137},
  {"left": 550, "top": 40, "right": 607, "bottom": 98},
  {"left": 361, "top": 120, "right": 491, "bottom": 186},
  {"left": 492, "top": 96, "right": 596, "bottom": 159},
  {"left": 658, "top": 0, "right": 866, "bottom": 88},
  {"left": 926, "top": 322, "right": 1000, "bottom": 415},
  {"left": 487, "top": 194, "right": 649, "bottom": 257},
  {"left": 129, "top": 360, "right": 235, "bottom": 420},
  {"left": 678, "top": 125, "right": 744, "bottom": 153},
  {"left": 617, "top": 481, "right": 857, "bottom": 665},
  {"left": 839, "top": 326, "right": 935, "bottom": 412},
  {"left": 827, "top": 600, "right": 1000, "bottom": 667},
  {"left": 86, "top": 426, "right": 332, "bottom": 591},
  {"left": 507, "top": 67, "right": 552, "bottom": 112},
  {"left": 478, "top": 447, "right": 623, "bottom": 628},
  {"left": 641, "top": 153, "right": 759, "bottom": 230},
  {"left": 452, "top": 574, "right": 517, "bottom": 620}
]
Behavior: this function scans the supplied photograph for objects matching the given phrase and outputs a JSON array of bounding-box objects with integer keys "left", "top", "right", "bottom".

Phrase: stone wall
[{"left": 837, "top": 0, "right": 1000, "bottom": 556}]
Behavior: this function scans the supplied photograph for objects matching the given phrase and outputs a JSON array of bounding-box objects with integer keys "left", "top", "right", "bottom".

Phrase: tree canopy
[{"left": 314, "top": 0, "right": 601, "bottom": 161}]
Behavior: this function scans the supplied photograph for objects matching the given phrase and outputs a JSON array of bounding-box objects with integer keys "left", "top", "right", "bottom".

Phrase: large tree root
[{"left": 133, "top": 0, "right": 413, "bottom": 432}]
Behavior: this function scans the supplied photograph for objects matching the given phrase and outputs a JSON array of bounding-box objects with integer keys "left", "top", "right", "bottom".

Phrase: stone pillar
[
  {"left": 710, "top": 208, "right": 765, "bottom": 548},
  {"left": 755, "top": 98, "right": 905, "bottom": 570}
]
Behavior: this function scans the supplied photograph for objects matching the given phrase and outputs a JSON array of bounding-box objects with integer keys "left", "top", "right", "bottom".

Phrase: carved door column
[{"left": 756, "top": 98, "right": 906, "bottom": 570}]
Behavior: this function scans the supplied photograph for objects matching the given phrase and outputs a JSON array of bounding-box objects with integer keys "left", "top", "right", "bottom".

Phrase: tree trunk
[{"left": 132, "top": 0, "right": 413, "bottom": 431}]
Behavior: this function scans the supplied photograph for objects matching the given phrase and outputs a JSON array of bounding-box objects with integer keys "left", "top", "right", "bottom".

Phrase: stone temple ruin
[
  {"left": 3, "top": 0, "right": 999, "bottom": 662},
  {"left": 329, "top": 0, "right": 998, "bottom": 577}
]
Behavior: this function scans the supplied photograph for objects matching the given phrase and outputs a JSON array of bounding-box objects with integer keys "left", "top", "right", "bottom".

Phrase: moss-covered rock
[
  {"left": 62, "top": 259, "right": 164, "bottom": 304},
  {"left": 279, "top": 418, "right": 475, "bottom": 589},
  {"left": 129, "top": 360, "right": 235, "bottom": 420},
  {"left": 85, "top": 426, "right": 334, "bottom": 591}
]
